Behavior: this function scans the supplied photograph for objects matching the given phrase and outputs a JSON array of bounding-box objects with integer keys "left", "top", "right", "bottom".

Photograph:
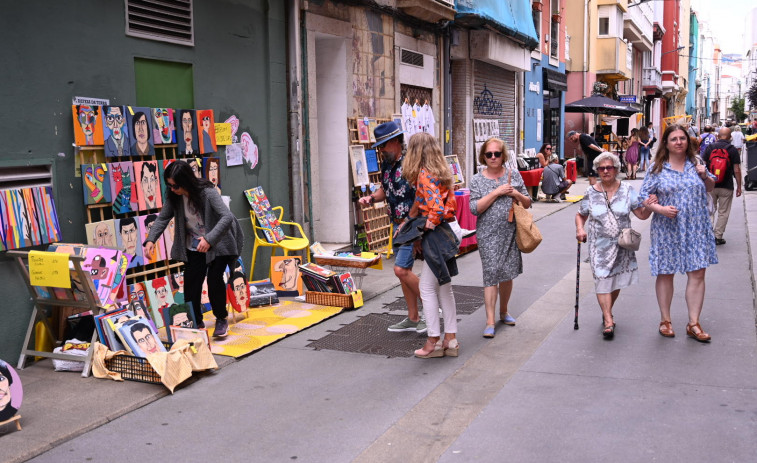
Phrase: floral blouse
[{"left": 380, "top": 154, "right": 416, "bottom": 223}]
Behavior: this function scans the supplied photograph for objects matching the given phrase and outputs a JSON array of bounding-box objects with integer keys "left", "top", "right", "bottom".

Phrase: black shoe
[
  {"left": 715, "top": 238, "right": 726, "bottom": 245},
  {"left": 560, "top": 193, "right": 567, "bottom": 201}
]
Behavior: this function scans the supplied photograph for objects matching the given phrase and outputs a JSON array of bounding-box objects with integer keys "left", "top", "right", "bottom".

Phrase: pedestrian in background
[
  {"left": 731, "top": 124, "right": 745, "bottom": 157},
  {"left": 536, "top": 143, "right": 553, "bottom": 168},
  {"left": 638, "top": 125, "right": 652, "bottom": 173},
  {"left": 568, "top": 130, "right": 605, "bottom": 185},
  {"left": 359, "top": 121, "right": 426, "bottom": 335},
  {"left": 398, "top": 133, "right": 462, "bottom": 359},
  {"left": 144, "top": 161, "right": 244, "bottom": 337},
  {"left": 702, "top": 127, "right": 742, "bottom": 245},
  {"left": 625, "top": 128, "right": 640, "bottom": 179},
  {"left": 469, "top": 137, "right": 531, "bottom": 338},
  {"left": 640, "top": 124, "right": 718, "bottom": 342},
  {"left": 575, "top": 153, "right": 651, "bottom": 339}
]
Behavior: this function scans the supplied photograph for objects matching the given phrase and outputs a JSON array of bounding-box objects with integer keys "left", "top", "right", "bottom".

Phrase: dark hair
[
  {"left": 76, "top": 104, "right": 99, "bottom": 116},
  {"left": 164, "top": 161, "right": 214, "bottom": 213},
  {"left": 639, "top": 126, "right": 649, "bottom": 139},
  {"left": 141, "top": 161, "right": 157, "bottom": 182},
  {"left": 650, "top": 124, "right": 695, "bottom": 174},
  {"left": 0, "top": 360, "right": 13, "bottom": 387},
  {"left": 131, "top": 112, "right": 150, "bottom": 141},
  {"left": 130, "top": 322, "right": 150, "bottom": 336},
  {"left": 145, "top": 214, "right": 157, "bottom": 228},
  {"left": 538, "top": 143, "right": 552, "bottom": 154},
  {"left": 230, "top": 271, "right": 246, "bottom": 286},
  {"left": 119, "top": 217, "right": 137, "bottom": 232}
]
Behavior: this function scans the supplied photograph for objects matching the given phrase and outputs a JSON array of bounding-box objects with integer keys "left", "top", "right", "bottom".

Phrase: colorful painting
[
  {"left": 81, "top": 164, "right": 111, "bottom": 205},
  {"left": 151, "top": 107, "right": 175, "bottom": 145},
  {"left": 349, "top": 145, "right": 370, "bottom": 186},
  {"left": 249, "top": 280, "right": 279, "bottom": 307},
  {"left": 187, "top": 157, "right": 202, "bottom": 179},
  {"left": 85, "top": 220, "right": 117, "bottom": 248},
  {"left": 116, "top": 317, "right": 166, "bottom": 357},
  {"left": 108, "top": 161, "right": 135, "bottom": 214},
  {"left": 125, "top": 107, "right": 155, "bottom": 156},
  {"left": 72, "top": 105, "right": 104, "bottom": 146},
  {"left": 270, "top": 255, "right": 303, "bottom": 297},
  {"left": 357, "top": 118, "right": 371, "bottom": 144},
  {"left": 226, "top": 270, "right": 249, "bottom": 313},
  {"left": 367, "top": 118, "right": 378, "bottom": 143},
  {"left": 197, "top": 109, "right": 217, "bottom": 154},
  {"left": 81, "top": 247, "right": 124, "bottom": 307},
  {"left": 146, "top": 276, "right": 175, "bottom": 316},
  {"left": 243, "top": 186, "right": 285, "bottom": 243},
  {"left": 133, "top": 160, "right": 162, "bottom": 211},
  {"left": 115, "top": 217, "right": 143, "bottom": 268},
  {"left": 102, "top": 105, "right": 130, "bottom": 157},
  {"left": 175, "top": 109, "right": 199, "bottom": 155},
  {"left": 446, "top": 155, "right": 464, "bottom": 185},
  {"left": 203, "top": 157, "right": 221, "bottom": 192},
  {"left": 0, "top": 187, "right": 61, "bottom": 251},
  {"left": 0, "top": 359, "right": 22, "bottom": 422},
  {"left": 159, "top": 159, "right": 174, "bottom": 200},
  {"left": 161, "top": 303, "right": 197, "bottom": 343},
  {"left": 169, "top": 271, "right": 185, "bottom": 304},
  {"left": 163, "top": 217, "right": 176, "bottom": 260},
  {"left": 138, "top": 214, "right": 164, "bottom": 264}
]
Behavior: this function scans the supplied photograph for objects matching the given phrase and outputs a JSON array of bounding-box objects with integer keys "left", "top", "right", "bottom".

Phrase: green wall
[{"left": 0, "top": 0, "right": 290, "bottom": 362}]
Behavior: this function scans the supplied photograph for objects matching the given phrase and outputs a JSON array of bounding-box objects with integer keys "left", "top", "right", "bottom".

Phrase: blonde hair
[
  {"left": 478, "top": 137, "right": 510, "bottom": 165},
  {"left": 402, "top": 133, "right": 452, "bottom": 188}
]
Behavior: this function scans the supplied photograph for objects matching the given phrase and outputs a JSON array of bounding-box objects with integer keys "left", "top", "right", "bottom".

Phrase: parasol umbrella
[{"left": 565, "top": 94, "right": 638, "bottom": 117}]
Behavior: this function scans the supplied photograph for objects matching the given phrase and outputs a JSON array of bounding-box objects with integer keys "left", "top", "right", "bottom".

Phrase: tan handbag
[
  {"left": 506, "top": 169, "right": 542, "bottom": 253},
  {"left": 600, "top": 182, "right": 641, "bottom": 251}
]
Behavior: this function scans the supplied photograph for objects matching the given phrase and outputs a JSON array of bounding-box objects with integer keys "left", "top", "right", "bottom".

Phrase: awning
[
  {"left": 543, "top": 68, "right": 568, "bottom": 92},
  {"left": 455, "top": 0, "right": 539, "bottom": 49}
]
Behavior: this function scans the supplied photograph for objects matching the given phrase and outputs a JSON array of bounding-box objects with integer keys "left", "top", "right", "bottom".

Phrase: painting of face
[
  {"left": 117, "top": 218, "right": 143, "bottom": 268},
  {"left": 140, "top": 214, "right": 161, "bottom": 264},
  {"left": 128, "top": 107, "right": 155, "bottom": 156},
  {"left": 197, "top": 110, "right": 217, "bottom": 154},
  {"left": 152, "top": 108, "right": 174, "bottom": 144},
  {"left": 188, "top": 158, "right": 202, "bottom": 179},
  {"left": 73, "top": 105, "right": 104, "bottom": 146},
  {"left": 176, "top": 109, "right": 198, "bottom": 155},
  {"left": 271, "top": 256, "right": 302, "bottom": 295},
  {"left": 163, "top": 217, "right": 176, "bottom": 255},
  {"left": 103, "top": 106, "right": 130, "bottom": 157},
  {"left": 92, "top": 221, "right": 115, "bottom": 247},
  {"left": 0, "top": 360, "right": 21, "bottom": 422},
  {"left": 131, "top": 324, "right": 161, "bottom": 355},
  {"left": 203, "top": 157, "right": 221, "bottom": 190},
  {"left": 109, "top": 161, "right": 135, "bottom": 214},
  {"left": 140, "top": 162, "right": 158, "bottom": 209},
  {"left": 129, "top": 282, "right": 146, "bottom": 304},
  {"left": 82, "top": 164, "right": 111, "bottom": 205},
  {"left": 232, "top": 275, "right": 249, "bottom": 309}
]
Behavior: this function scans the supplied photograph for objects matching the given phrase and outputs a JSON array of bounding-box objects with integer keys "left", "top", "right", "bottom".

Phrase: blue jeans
[
  {"left": 639, "top": 146, "right": 650, "bottom": 168},
  {"left": 394, "top": 243, "right": 415, "bottom": 269}
]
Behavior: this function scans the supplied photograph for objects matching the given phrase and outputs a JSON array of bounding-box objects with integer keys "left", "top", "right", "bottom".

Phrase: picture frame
[
  {"left": 169, "top": 325, "right": 210, "bottom": 347},
  {"left": 365, "top": 148, "right": 379, "bottom": 173},
  {"left": 357, "top": 118, "right": 371, "bottom": 144},
  {"left": 270, "top": 255, "right": 303, "bottom": 297},
  {"left": 349, "top": 145, "right": 370, "bottom": 186},
  {"left": 445, "top": 155, "right": 465, "bottom": 185}
]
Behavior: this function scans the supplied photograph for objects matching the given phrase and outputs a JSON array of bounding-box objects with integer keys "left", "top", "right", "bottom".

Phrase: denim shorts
[{"left": 394, "top": 242, "right": 415, "bottom": 269}]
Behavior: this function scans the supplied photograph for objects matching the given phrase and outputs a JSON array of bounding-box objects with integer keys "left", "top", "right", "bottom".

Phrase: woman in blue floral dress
[
  {"left": 639, "top": 124, "right": 717, "bottom": 342},
  {"left": 576, "top": 153, "right": 651, "bottom": 339}
]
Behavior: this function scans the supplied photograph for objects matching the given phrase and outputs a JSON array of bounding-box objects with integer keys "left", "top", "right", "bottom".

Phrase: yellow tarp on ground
[
  {"left": 564, "top": 195, "right": 584, "bottom": 203},
  {"left": 202, "top": 300, "right": 344, "bottom": 358}
]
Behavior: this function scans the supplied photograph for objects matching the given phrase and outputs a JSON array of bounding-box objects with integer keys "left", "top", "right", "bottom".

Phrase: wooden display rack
[
  {"left": 10, "top": 250, "right": 103, "bottom": 378},
  {"left": 347, "top": 117, "right": 393, "bottom": 255}
]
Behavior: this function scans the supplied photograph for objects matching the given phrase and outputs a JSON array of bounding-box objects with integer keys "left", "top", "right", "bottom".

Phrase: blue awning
[{"left": 455, "top": 0, "right": 539, "bottom": 49}]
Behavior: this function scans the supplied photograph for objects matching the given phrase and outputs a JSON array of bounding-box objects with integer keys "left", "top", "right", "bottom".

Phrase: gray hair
[
  {"left": 567, "top": 130, "right": 578, "bottom": 138},
  {"left": 733, "top": 125, "right": 742, "bottom": 132},
  {"left": 593, "top": 152, "right": 621, "bottom": 171}
]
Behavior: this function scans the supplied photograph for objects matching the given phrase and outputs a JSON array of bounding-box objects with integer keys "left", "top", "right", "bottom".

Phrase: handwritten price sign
[{"left": 28, "top": 250, "right": 71, "bottom": 288}]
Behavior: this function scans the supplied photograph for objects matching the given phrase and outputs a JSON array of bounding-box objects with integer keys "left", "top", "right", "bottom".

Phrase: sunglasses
[
  {"left": 484, "top": 151, "right": 503, "bottom": 159},
  {"left": 545, "top": 147, "right": 552, "bottom": 150},
  {"left": 167, "top": 182, "right": 182, "bottom": 190},
  {"left": 597, "top": 166, "right": 616, "bottom": 172}
]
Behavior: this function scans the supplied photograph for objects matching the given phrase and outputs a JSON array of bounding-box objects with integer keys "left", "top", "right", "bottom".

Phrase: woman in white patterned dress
[
  {"left": 575, "top": 153, "right": 652, "bottom": 339},
  {"left": 469, "top": 137, "right": 531, "bottom": 338}
]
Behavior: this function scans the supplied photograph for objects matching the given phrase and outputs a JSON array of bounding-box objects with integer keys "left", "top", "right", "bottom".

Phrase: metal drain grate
[
  {"left": 307, "top": 313, "right": 429, "bottom": 358},
  {"left": 382, "top": 285, "right": 484, "bottom": 315}
]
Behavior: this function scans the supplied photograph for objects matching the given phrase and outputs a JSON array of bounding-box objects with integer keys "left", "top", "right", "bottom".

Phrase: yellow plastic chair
[{"left": 249, "top": 207, "right": 310, "bottom": 280}]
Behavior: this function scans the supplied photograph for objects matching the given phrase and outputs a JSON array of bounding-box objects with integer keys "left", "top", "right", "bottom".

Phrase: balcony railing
[
  {"left": 595, "top": 37, "right": 630, "bottom": 79},
  {"left": 623, "top": 3, "right": 653, "bottom": 48},
  {"left": 642, "top": 67, "right": 662, "bottom": 90}
]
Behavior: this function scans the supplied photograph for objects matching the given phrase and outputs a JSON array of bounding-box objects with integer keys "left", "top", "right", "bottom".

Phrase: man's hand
[{"left": 358, "top": 195, "right": 373, "bottom": 206}]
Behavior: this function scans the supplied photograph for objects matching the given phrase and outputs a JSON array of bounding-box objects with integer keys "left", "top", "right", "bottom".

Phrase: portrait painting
[
  {"left": 196, "top": 109, "right": 217, "bottom": 154},
  {"left": 72, "top": 105, "right": 104, "bottom": 146},
  {"left": 349, "top": 145, "right": 370, "bottom": 186},
  {"left": 108, "top": 161, "right": 135, "bottom": 214},
  {"left": 146, "top": 276, "right": 175, "bottom": 313},
  {"left": 115, "top": 217, "right": 143, "bottom": 268},
  {"left": 159, "top": 159, "right": 175, "bottom": 200},
  {"left": 175, "top": 109, "right": 199, "bottom": 155},
  {"left": 226, "top": 271, "right": 249, "bottom": 313},
  {"left": 203, "top": 157, "right": 221, "bottom": 192},
  {"left": 133, "top": 160, "right": 162, "bottom": 211},
  {"left": 270, "top": 255, "right": 303, "bottom": 297},
  {"left": 81, "top": 164, "right": 112, "bottom": 205},
  {"left": 161, "top": 303, "right": 197, "bottom": 343},
  {"left": 128, "top": 299, "right": 158, "bottom": 333},
  {"left": 169, "top": 270, "right": 185, "bottom": 304},
  {"left": 357, "top": 118, "right": 371, "bottom": 144},
  {"left": 102, "top": 105, "right": 130, "bottom": 157},
  {"left": 163, "top": 217, "right": 176, "bottom": 260},
  {"left": 0, "top": 359, "right": 23, "bottom": 422},
  {"left": 85, "top": 219, "right": 117, "bottom": 248},
  {"left": 117, "top": 318, "right": 166, "bottom": 357},
  {"left": 187, "top": 157, "right": 202, "bottom": 179},
  {"left": 126, "top": 107, "right": 155, "bottom": 157},
  {"left": 138, "top": 214, "right": 164, "bottom": 264},
  {"left": 151, "top": 107, "right": 175, "bottom": 145}
]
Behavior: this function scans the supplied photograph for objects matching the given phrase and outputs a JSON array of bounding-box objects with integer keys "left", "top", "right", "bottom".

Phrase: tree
[
  {"left": 748, "top": 81, "right": 757, "bottom": 111},
  {"left": 730, "top": 97, "right": 746, "bottom": 123}
]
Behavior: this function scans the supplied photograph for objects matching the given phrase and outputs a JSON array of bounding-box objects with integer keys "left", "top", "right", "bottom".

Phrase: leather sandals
[
  {"left": 686, "top": 323, "right": 711, "bottom": 342},
  {"left": 659, "top": 320, "right": 675, "bottom": 338}
]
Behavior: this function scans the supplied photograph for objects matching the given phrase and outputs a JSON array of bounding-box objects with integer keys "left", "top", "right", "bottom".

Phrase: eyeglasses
[
  {"left": 484, "top": 151, "right": 503, "bottom": 159},
  {"left": 167, "top": 182, "right": 181, "bottom": 190},
  {"left": 597, "top": 166, "right": 616, "bottom": 172}
]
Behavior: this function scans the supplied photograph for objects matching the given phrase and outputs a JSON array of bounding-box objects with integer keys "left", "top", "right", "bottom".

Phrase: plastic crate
[{"left": 103, "top": 342, "right": 172, "bottom": 384}]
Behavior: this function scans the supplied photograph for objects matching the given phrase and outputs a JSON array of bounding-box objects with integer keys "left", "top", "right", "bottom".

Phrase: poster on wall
[
  {"left": 102, "top": 105, "right": 130, "bottom": 157},
  {"left": 72, "top": 105, "right": 104, "bottom": 146},
  {"left": 126, "top": 107, "right": 155, "bottom": 156}
]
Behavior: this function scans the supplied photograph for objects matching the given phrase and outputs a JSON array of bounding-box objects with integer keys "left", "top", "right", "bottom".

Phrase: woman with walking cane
[{"left": 575, "top": 153, "right": 651, "bottom": 339}]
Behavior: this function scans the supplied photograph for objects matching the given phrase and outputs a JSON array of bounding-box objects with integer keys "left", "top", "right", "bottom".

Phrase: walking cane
[{"left": 574, "top": 240, "right": 581, "bottom": 330}]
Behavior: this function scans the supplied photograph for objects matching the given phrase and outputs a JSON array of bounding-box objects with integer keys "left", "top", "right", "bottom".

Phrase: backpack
[{"left": 708, "top": 147, "right": 731, "bottom": 184}]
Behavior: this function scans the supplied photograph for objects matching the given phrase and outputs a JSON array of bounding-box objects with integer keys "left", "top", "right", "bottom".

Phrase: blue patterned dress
[{"left": 639, "top": 160, "right": 718, "bottom": 276}]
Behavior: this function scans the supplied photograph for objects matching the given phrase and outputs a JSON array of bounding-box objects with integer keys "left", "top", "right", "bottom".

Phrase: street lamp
[{"left": 661, "top": 46, "right": 686, "bottom": 57}]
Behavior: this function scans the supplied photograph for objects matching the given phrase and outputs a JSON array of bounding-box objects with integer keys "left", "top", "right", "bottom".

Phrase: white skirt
[{"left": 594, "top": 269, "right": 638, "bottom": 294}]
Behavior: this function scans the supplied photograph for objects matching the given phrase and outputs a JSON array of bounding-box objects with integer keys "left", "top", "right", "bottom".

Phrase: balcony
[
  {"left": 597, "top": 0, "right": 628, "bottom": 11},
  {"left": 643, "top": 67, "right": 662, "bottom": 94},
  {"left": 595, "top": 37, "right": 630, "bottom": 81},
  {"left": 397, "top": 0, "right": 456, "bottom": 23},
  {"left": 623, "top": 4, "right": 653, "bottom": 52}
]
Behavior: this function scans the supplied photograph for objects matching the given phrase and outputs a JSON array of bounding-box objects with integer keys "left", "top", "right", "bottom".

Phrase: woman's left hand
[
  {"left": 424, "top": 219, "right": 436, "bottom": 230},
  {"left": 196, "top": 237, "right": 211, "bottom": 253}
]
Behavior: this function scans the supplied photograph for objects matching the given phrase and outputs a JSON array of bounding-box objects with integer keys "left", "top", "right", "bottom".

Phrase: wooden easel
[
  {"left": 9, "top": 251, "right": 104, "bottom": 378},
  {"left": 0, "top": 415, "right": 22, "bottom": 431}
]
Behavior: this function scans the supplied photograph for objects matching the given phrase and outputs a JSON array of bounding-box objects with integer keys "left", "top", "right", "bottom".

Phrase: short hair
[
  {"left": 567, "top": 130, "right": 578, "bottom": 138},
  {"left": 0, "top": 360, "right": 13, "bottom": 387},
  {"left": 141, "top": 161, "right": 157, "bottom": 181},
  {"left": 478, "top": 137, "right": 510, "bottom": 165},
  {"left": 593, "top": 152, "right": 621, "bottom": 171},
  {"left": 119, "top": 217, "right": 137, "bottom": 232},
  {"left": 130, "top": 322, "right": 150, "bottom": 336},
  {"left": 145, "top": 214, "right": 157, "bottom": 228},
  {"left": 550, "top": 154, "right": 559, "bottom": 163}
]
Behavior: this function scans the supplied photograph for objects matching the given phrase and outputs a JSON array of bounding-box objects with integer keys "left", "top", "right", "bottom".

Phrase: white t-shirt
[
  {"left": 183, "top": 195, "right": 206, "bottom": 250},
  {"left": 731, "top": 131, "right": 745, "bottom": 148}
]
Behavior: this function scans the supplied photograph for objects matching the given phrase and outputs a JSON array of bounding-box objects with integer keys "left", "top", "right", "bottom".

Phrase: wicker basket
[
  {"left": 314, "top": 256, "right": 380, "bottom": 269},
  {"left": 305, "top": 291, "right": 355, "bottom": 308}
]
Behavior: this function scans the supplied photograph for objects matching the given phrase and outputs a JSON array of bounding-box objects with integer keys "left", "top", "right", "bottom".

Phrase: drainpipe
[
  {"left": 287, "top": 0, "right": 305, "bottom": 227},
  {"left": 583, "top": 0, "right": 590, "bottom": 131},
  {"left": 443, "top": 25, "right": 452, "bottom": 156}
]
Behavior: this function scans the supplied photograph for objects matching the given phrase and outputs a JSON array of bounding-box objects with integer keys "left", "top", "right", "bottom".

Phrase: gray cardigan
[{"left": 145, "top": 187, "right": 244, "bottom": 264}]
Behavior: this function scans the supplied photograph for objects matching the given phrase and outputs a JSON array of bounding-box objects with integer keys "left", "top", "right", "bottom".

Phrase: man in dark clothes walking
[{"left": 568, "top": 130, "right": 606, "bottom": 185}]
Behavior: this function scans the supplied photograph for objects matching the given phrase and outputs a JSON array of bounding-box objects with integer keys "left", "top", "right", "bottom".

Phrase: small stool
[{"left": 0, "top": 415, "right": 22, "bottom": 432}]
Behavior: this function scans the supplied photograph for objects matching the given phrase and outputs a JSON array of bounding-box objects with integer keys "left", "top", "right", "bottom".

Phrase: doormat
[
  {"left": 381, "top": 285, "right": 484, "bottom": 315},
  {"left": 203, "top": 300, "right": 343, "bottom": 358},
  {"left": 306, "top": 313, "right": 429, "bottom": 358}
]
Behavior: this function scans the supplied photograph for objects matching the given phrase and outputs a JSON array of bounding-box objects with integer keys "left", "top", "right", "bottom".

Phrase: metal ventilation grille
[
  {"left": 401, "top": 49, "right": 424, "bottom": 68},
  {"left": 126, "top": 0, "right": 194, "bottom": 46}
]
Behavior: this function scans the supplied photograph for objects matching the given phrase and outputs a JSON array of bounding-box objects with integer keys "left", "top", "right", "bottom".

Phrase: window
[
  {"left": 134, "top": 58, "right": 194, "bottom": 108},
  {"left": 125, "top": 0, "right": 194, "bottom": 47},
  {"left": 550, "top": 17, "right": 559, "bottom": 59},
  {"left": 599, "top": 17, "right": 609, "bottom": 36}
]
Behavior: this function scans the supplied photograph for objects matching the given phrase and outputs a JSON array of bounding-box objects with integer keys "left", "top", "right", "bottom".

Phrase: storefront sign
[
  {"left": 72, "top": 96, "right": 110, "bottom": 106},
  {"left": 619, "top": 95, "right": 637, "bottom": 104},
  {"left": 528, "top": 81, "right": 541, "bottom": 94}
]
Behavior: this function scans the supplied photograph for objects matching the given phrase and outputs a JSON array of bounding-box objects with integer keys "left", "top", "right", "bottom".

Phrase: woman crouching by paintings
[
  {"left": 575, "top": 153, "right": 652, "bottom": 339},
  {"left": 395, "top": 132, "right": 463, "bottom": 358}
]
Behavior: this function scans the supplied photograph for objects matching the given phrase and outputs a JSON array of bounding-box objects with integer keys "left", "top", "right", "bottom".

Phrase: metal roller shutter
[{"left": 473, "top": 61, "right": 517, "bottom": 151}]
